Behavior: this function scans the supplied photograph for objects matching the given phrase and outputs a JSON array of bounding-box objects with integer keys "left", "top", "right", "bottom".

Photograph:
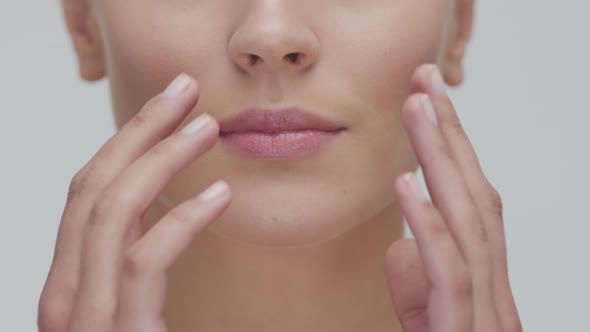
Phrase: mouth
[
  {"left": 217, "top": 106, "right": 347, "bottom": 159},
  {"left": 218, "top": 106, "right": 346, "bottom": 133}
]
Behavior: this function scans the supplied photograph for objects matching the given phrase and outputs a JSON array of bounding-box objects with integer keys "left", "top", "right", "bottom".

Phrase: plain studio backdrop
[{"left": 1, "top": 1, "right": 588, "bottom": 331}]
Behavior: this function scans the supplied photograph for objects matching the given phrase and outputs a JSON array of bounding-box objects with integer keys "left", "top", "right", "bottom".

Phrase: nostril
[
  {"left": 240, "top": 53, "right": 305, "bottom": 67},
  {"left": 285, "top": 52, "right": 302, "bottom": 64},
  {"left": 247, "top": 54, "right": 261, "bottom": 65}
]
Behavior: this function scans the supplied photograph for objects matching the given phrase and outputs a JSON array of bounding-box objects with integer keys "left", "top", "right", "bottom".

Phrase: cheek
[
  {"left": 316, "top": 1, "right": 450, "bottom": 178},
  {"left": 97, "top": 3, "right": 223, "bottom": 127},
  {"left": 323, "top": 2, "right": 449, "bottom": 109}
]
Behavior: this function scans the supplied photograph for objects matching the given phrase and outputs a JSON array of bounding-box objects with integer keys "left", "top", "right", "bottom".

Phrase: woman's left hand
[{"left": 384, "top": 64, "right": 523, "bottom": 332}]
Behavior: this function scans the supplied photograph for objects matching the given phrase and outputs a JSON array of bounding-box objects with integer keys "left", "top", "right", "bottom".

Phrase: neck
[{"left": 146, "top": 200, "right": 405, "bottom": 332}]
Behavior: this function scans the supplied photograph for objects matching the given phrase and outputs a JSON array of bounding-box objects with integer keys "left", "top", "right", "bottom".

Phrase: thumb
[{"left": 384, "top": 238, "right": 430, "bottom": 332}]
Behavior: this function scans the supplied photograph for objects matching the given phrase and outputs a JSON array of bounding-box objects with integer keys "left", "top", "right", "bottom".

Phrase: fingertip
[
  {"left": 410, "top": 64, "right": 434, "bottom": 92},
  {"left": 197, "top": 180, "right": 231, "bottom": 202},
  {"left": 402, "top": 92, "right": 428, "bottom": 127},
  {"left": 403, "top": 172, "right": 429, "bottom": 203},
  {"left": 185, "top": 74, "right": 200, "bottom": 96},
  {"left": 394, "top": 172, "right": 417, "bottom": 203},
  {"left": 395, "top": 172, "right": 414, "bottom": 190},
  {"left": 410, "top": 63, "right": 450, "bottom": 100}
]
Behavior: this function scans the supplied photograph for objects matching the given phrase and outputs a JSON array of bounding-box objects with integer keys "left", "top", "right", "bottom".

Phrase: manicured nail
[
  {"left": 198, "top": 181, "right": 229, "bottom": 201},
  {"left": 180, "top": 113, "right": 213, "bottom": 135},
  {"left": 420, "top": 94, "right": 438, "bottom": 127},
  {"left": 402, "top": 173, "right": 428, "bottom": 202},
  {"left": 429, "top": 65, "right": 447, "bottom": 96},
  {"left": 163, "top": 73, "right": 192, "bottom": 97}
]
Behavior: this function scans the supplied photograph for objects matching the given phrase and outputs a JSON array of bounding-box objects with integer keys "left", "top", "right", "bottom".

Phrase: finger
[
  {"left": 402, "top": 92, "right": 490, "bottom": 268},
  {"left": 384, "top": 239, "right": 429, "bottom": 332},
  {"left": 413, "top": 64, "right": 521, "bottom": 331},
  {"left": 412, "top": 64, "right": 508, "bottom": 273},
  {"left": 115, "top": 181, "right": 230, "bottom": 328},
  {"left": 394, "top": 172, "right": 473, "bottom": 332},
  {"left": 401, "top": 93, "right": 501, "bottom": 329},
  {"left": 71, "top": 112, "right": 219, "bottom": 331},
  {"left": 40, "top": 73, "right": 200, "bottom": 331}
]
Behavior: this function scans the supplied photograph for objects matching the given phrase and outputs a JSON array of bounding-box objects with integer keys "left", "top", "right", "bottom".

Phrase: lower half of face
[{"left": 95, "top": 0, "right": 453, "bottom": 246}]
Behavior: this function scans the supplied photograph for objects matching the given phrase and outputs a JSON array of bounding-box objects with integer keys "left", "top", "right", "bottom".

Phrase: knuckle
[
  {"left": 428, "top": 217, "right": 449, "bottom": 239},
  {"left": 128, "top": 107, "right": 152, "bottom": 129},
  {"left": 88, "top": 191, "right": 127, "bottom": 225},
  {"left": 87, "top": 203, "right": 105, "bottom": 226},
  {"left": 476, "top": 179, "right": 504, "bottom": 219},
  {"left": 88, "top": 197, "right": 112, "bottom": 225},
  {"left": 123, "top": 246, "right": 153, "bottom": 278},
  {"left": 486, "top": 184, "right": 503, "bottom": 217},
  {"left": 476, "top": 220, "right": 489, "bottom": 243},
  {"left": 419, "top": 203, "right": 448, "bottom": 237},
  {"left": 398, "top": 308, "right": 428, "bottom": 331},
  {"left": 449, "top": 116, "right": 465, "bottom": 135},
  {"left": 68, "top": 169, "right": 90, "bottom": 199},
  {"left": 445, "top": 267, "right": 473, "bottom": 301},
  {"left": 435, "top": 138, "right": 454, "bottom": 162},
  {"left": 37, "top": 293, "right": 70, "bottom": 332},
  {"left": 469, "top": 213, "right": 489, "bottom": 244}
]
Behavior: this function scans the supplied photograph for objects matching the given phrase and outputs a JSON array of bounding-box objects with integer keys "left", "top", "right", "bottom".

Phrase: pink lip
[
  {"left": 218, "top": 107, "right": 345, "bottom": 133},
  {"left": 218, "top": 106, "right": 347, "bottom": 159}
]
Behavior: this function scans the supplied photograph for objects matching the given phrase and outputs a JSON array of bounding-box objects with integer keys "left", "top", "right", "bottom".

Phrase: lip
[
  {"left": 218, "top": 106, "right": 346, "bottom": 133},
  {"left": 217, "top": 106, "right": 347, "bottom": 159}
]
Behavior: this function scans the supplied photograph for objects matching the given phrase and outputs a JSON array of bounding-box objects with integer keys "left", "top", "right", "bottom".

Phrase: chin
[{"left": 205, "top": 180, "right": 393, "bottom": 247}]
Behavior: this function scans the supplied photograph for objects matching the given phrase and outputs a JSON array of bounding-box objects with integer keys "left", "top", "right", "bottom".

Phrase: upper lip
[{"left": 218, "top": 106, "right": 346, "bottom": 133}]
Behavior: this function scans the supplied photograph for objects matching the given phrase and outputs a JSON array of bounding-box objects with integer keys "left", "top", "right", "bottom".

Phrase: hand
[
  {"left": 37, "top": 73, "right": 232, "bottom": 332},
  {"left": 384, "top": 65, "right": 522, "bottom": 332}
]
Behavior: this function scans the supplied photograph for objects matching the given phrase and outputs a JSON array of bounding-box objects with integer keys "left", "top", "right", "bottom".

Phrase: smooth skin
[
  {"left": 37, "top": 63, "right": 522, "bottom": 332},
  {"left": 53, "top": 1, "right": 486, "bottom": 329}
]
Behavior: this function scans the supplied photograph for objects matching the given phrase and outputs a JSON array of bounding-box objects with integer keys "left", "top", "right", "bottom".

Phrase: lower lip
[{"left": 219, "top": 129, "right": 345, "bottom": 159}]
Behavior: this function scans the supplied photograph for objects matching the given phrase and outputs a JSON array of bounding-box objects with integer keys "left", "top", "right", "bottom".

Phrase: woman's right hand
[{"left": 37, "top": 73, "right": 232, "bottom": 332}]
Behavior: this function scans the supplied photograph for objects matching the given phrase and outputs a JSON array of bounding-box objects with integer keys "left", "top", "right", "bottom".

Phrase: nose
[{"left": 228, "top": 5, "right": 320, "bottom": 75}]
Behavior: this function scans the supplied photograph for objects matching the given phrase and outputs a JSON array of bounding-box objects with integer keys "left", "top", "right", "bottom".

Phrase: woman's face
[{"left": 69, "top": 0, "right": 470, "bottom": 246}]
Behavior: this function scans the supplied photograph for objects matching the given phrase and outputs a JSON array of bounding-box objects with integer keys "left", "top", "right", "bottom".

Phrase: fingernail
[
  {"left": 402, "top": 173, "right": 428, "bottom": 202},
  {"left": 429, "top": 65, "right": 447, "bottom": 97},
  {"left": 180, "top": 113, "right": 213, "bottom": 135},
  {"left": 198, "top": 181, "right": 229, "bottom": 201},
  {"left": 163, "top": 73, "right": 192, "bottom": 97},
  {"left": 420, "top": 94, "right": 438, "bottom": 127}
]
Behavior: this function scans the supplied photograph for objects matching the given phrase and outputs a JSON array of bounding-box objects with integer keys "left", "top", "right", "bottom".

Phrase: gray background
[{"left": 1, "top": 1, "right": 588, "bottom": 331}]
